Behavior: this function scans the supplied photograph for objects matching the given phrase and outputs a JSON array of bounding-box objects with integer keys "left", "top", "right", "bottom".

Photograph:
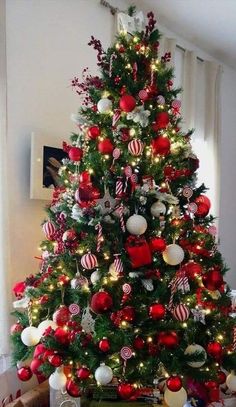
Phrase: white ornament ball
[
  {"left": 37, "top": 320, "right": 57, "bottom": 336},
  {"left": 226, "top": 371, "right": 236, "bottom": 392},
  {"left": 150, "top": 201, "right": 166, "bottom": 217},
  {"left": 163, "top": 244, "right": 185, "bottom": 266},
  {"left": 90, "top": 270, "right": 101, "bottom": 285},
  {"left": 184, "top": 344, "right": 207, "bottom": 368},
  {"left": 95, "top": 363, "right": 113, "bottom": 385},
  {"left": 49, "top": 367, "right": 67, "bottom": 390},
  {"left": 97, "top": 98, "right": 112, "bottom": 113},
  {"left": 164, "top": 387, "right": 187, "bottom": 407},
  {"left": 21, "top": 326, "right": 41, "bottom": 347},
  {"left": 126, "top": 214, "right": 147, "bottom": 235}
]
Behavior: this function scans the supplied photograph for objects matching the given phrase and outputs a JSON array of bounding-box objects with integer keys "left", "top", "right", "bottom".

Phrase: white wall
[{"left": 5, "top": 0, "right": 236, "bottom": 288}]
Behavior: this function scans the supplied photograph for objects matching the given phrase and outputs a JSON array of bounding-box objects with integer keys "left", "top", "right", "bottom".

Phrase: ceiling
[{"left": 133, "top": 0, "right": 236, "bottom": 70}]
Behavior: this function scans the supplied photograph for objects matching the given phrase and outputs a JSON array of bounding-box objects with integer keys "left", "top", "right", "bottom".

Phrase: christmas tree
[{"left": 11, "top": 8, "right": 236, "bottom": 407}]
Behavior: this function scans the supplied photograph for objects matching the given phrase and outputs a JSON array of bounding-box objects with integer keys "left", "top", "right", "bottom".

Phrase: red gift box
[{"left": 125, "top": 236, "right": 152, "bottom": 268}]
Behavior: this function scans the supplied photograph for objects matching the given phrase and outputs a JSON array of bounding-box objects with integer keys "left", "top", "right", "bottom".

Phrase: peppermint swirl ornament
[
  {"left": 172, "top": 99, "right": 181, "bottom": 109},
  {"left": 157, "top": 95, "right": 165, "bottom": 105},
  {"left": 124, "top": 165, "right": 132, "bottom": 178},
  {"left": 120, "top": 346, "right": 132, "bottom": 360},
  {"left": 122, "top": 283, "right": 132, "bottom": 295},
  {"left": 113, "top": 147, "right": 121, "bottom": 160},
  {"left": 69, "top": 304, "right": 80, "bottom": 315},
  {"left": 138, "top": 89, "right": 148, "bottom": 101},
  {"left": 188, "top": 202, "right": 198, "bottom": 214},
  {"left": 183, "top": 187, "right": 193, "bottom": 199}
]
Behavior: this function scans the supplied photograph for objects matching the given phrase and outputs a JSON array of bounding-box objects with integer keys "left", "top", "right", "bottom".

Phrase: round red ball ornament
[
  {"left": 54, "top": 327, "right": 70, "bottom": 345},
  {"left": 81, "top": 253, "right": 98, "bottom": 270},
  {"left": 99, "top": 337, "right": 110, "bottom": 352},
  {"left": 48, "top": 354, "right": 62, "bottom": 367},
  {"left": 122, "top": 306, "right": 135, "bottom": 322},
  {"left": 202, "top": 269, "right": 223, "bottom": 291},
  {"left": 217, "top": 370, "right": 226, "bottom": 384},
  {"left": 77, "top": 366, "right": 90, "bottom": 380},
  {"left": 206, "top": 342, "right": 223, "bottom": 359},
  {"left": 204, "top": 380, "right": 218, "bottom": 390},
  {"left": 182, "top": 261, "right": 202, "bottom": 279},
  {"left": 158, "top": 331, "right": 179, "bottom": 348},
  {"left": 166, "top": 376, "right": 182, "bottom": 392},
  {"left": 98, "top": 139, "right": 114, "bottom": 154},
  {"left": 66, "top": 379, "right": 81, "bottom": 398},
  {"left": 88, "top": 126, "right": 101, "bottom": 140},
  {"left": 155, "top": 111, "right": 169, "bottom": 129},
  {"left": 151, "top": 136, "right": 170, "bottom": 156},
  {"left": 119, "top": 94, "right": 136, "bottom": 112},
  {"left": 117, "top": 383, "right": 135, "bottom": 400},
  {"left": 79, "top": 171, "right": 91, "bottom": 184},
  {"left": 195, "top": 195, "right": 211, "bottom": 209},
  {"left": 149, "top": 237, "right": 166, "bottom": 252},
  {"left": 133, "top": 336, "right": 145, "bottom": 350},
  {"left": 149, "top": 303, "right": 166, "bottom": 320},
  {"left": 30, "top": 358, "right": 43, "bottom": 375},
  {"left": 195, "top": 202, "right": 209, "bottom": 217},
  {"left": 17, "top": 366, "right": 33, "bottom": 382},
  {"left": 53, "top": 306, "right": 71, "bottom": 326},
  {"left": 69, "top": 147, "right": 83, "bottom": 161},
  {"left": 172, "top": 304, "right": 190, "bottom": 322},
  {"left": 128, "top": 139, "right": 144, "bottom": 156},
  {"left": 10, "top": 322, "right": 23, "bottom": 334},
  {"left": 90, "top": 291, "right": 113, "bottom": 314}
]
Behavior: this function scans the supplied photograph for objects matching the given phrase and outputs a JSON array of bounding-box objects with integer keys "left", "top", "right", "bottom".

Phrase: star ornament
[{"left": 96, "top": 189, "right": 116, "bottom": 215}]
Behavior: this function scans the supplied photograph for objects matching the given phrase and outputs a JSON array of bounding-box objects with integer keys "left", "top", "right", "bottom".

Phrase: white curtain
[
  {"left": 0, "top": 0, "right": 11, "bottom": 355},
  {"left": 182, "top": 50, "right": 197, "bottom": 132}
]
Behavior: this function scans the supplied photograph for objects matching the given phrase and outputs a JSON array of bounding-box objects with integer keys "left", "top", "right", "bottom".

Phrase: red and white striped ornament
[
  {"left": 69, "top": 304, "right": 80, "bottom": 315},
  {"left": 109, "top": 53, "right": 117, "bottom": 77},
  {"left": 168, "top": 271, "right": 190, "bottom": 310},
  {"left": 112, "top": 109, "right": 121, "bottom": 127},
  {"left": 122, "top": 283, "right": 132, "bottom": 295},
  {"left": 233, "top": 326, "right": 236, "bottom": 352},
  {"left": 114, "top": 254, "right": 124, "bottom": 276},
  {"left": 120, "top": 346, "right": 132, "bottom": 360},
  {"left": 138, "top": 89, "right": 148, "bottom": 102},
  {"left": 42, "top": 221, "right": 55, "bottom": 240},
  {"left": 128, "top": 139, "right": 144, "bottom": 156},
  {"left": 172, "top": 304, "right": 190, "bottom": 322},
  {"left": 182, "top": 187, "right": 193, "bottom": 199},
  {"left": 118, "top": 203, "right": 125, "bottom": 232},
  {"left": 81, "top": 253, "right": 98, "bottom": 270},
  {"left": 133, "top": 62, "right": 138, "bottom": 81},
  {"left": 95, "top": 223, "right": 103, "bottom": 253},
  {"left": 115, "top": 177, "right": 123, "bottom": 198}
]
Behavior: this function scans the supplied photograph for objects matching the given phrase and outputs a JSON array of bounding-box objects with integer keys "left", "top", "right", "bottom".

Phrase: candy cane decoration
[
  {"left": 118, "top": 203, "right": 125, "bottom": 232},
  {"left": 109, "top": 53, "right": 117, "bottom": 77},
  {"left": 120, "top": 346, "right": 133, "bottom": 376},
  {"left": 111, "top": 147, "right": 121, "bottom": 169},
  {"left": 95, "top": 223, "right": 103, "bottom": 252},
  {"left": 233, "top": 326, "right": 236, "bottom": 352},
  {"left": 112, "top": 109, "right": 121, "bottom": 127},
  {"left": 114, "top": 254, "right": 124, "bottom": 276},
  {"left": 168, "top": 271, "right": 190, "bottom": 310},
  {"left": 133, "top": 62, "right": 138, "bottom": 81},
  {"left": 115, "top": 177, "right": 123, "bottom": 198}
]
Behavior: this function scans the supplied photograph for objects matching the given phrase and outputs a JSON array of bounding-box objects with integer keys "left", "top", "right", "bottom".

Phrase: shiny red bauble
[
  {"left": 195, "top": 195, "right": 211, "bottom": 209},
  {"left": 33, "top": 344, "right": 46, "bottom": 359},
  {"left": 88, "top": 126, "right": 101, "bottom": 139},
  {"left": 117, "top": 383, "right": 135, "bottom": 400},
  {"left": 133, "top": 336, "right": 145, "bottom": 350},
  {"left": 53, "top": 305, "right": 71, "bottom": 326},
  {"left": 68, "top": 147, "right": 83, "bottom": 161},
  {"left": 195, "top": 195, "right": 211, "bottom": 217},
  {"left": 10, "top": 322, "right": 23, "bottom": 334},
  {"left": 182, "top": 261, "right": 202, "bottom": 279},
  {"left": 166, "top": 376, "right": 182, "bottom": 392},
  {"left": 79, "top": 171, "right": 91, "bottom": 184},
  {"left": 98, "top": 139, "right": 114, "bottom": 154},
  {"left": 66, "top": 379, "right": 81, "bottom": 398},
  {"left": 149, "top": 303, "right": 166, "bottom": 320},
  {"left": 119, "top": 94, "right": 136, "bottom": 112},
  {"left": 204, "top": 380, "right": 218, "bottom": 390},
  {"left": 151, "top": 136, "right": 170, "bottom": 156},
  {"left": 90, "top": 291, "right": 113, "bottom": 314},
  {"left": 54, "top": 327, "right": 70, "bottom": 345},
  {"left": 99, "top": 337, "right": 110, "bottom": 352},
  {"left": 217, "top": 370, "right": 226, "bottom": 384},
  {"left": 155, "top": 111, "right": 169, "bottom": 129},
  {"left": 149, "top": 237, "right": 166, "bottom": 252},
  {"left": 48, "top": 354, "right": 62, "bottom": 367},
  {"left": 158, "top": 331, "right": 179, "bottom": 348},
  {"left": 17, "top": 366, "right": 33, "bottom": 382},
  {"left": 148, "top": 343, "right": 159, "bottom": 356},
  {"left": 206, "top": 342, "right": 223, "bottom": 359},
  {"left": 122, "top": 306, "right": 135, "bottom": 322},
  {"left": 202, "top": 269, "right": 223, "bottom": 291},
  {"left": 30, "top": 358, "right": 43, "bottom": 375},
  {"left": 76, "top": 366, "right": 90, "bottom": 380}
]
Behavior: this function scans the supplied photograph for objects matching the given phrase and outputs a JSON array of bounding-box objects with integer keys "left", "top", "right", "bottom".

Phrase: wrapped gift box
[{"left": 6, "top": 381, "right": 49, "bottom": 407}]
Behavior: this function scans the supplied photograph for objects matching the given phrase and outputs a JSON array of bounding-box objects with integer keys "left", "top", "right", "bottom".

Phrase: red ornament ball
[
  {"left": 117, "top": 383, "right": 135, "bottom": 400},
  {"left": 195, "top": 195, "right": 211, "bottom": 217},
  {"left": 53, "top": 306, "right": 71, "bottom": 326},
  {"left": 17, "top": 366, "right": 33, "bottom": 382},
  {"left": 88, "top": 126, "right": 101, "bottom": 140},
  {"left": 149, "top": 303, "right": 166, "bottom": 320},
  {"left": 128, "top": 139, "right": 144, "bottom": 156},
  {"left": 122, "top": 306, "right": 135, "bottom": 322},
  {"left": 204, "top": 380, "right": 218, "bottom": 390},
  {"left": 42, "top": 221, "right": 55, "bottom": 240},
  {"left": 54, "top": 327, "right": 70, "bottom": 345},
  {"left": 202, "top": 269, "right": 223, "bottom": 291},
  {"left": 217, "top": 370, "right": 226, "bottom": 384},
  {"left": 10, "top": 322, "right": 23, "bottom": 334},
  {"left": 195, "top": 195, "right": 211, "bottom": 209},
  {"left": 90, "top": 291, "right": 113, "bottom": 314},
  {"left": 133, "top": 336, "right": 145, "bottom": 350},
  {"left": 182, "top": 261, "right": 202, "bottom": 279},
  {"left": 30, "top": 358, "right": 43, "bottom": 375},
  {"left": 66, "top": 379, "right": 81, "bottom": 398},
  {"left": 149, "top": 237, "right": 166, "bottom": 252},
  {"left": 119, "top": 94, "right": 136, "bottom": 112},
  {"left": 99, "top": 337, "right": 110, "bottom": 352},
  {"left": 151, "top": 136, "right": 170, "bottom": 156},
  {"left": 33, "top": 344, "right": 46, "bottom": 359},
  {"left": 172, "top": 304, "right": 190, "bottom": 322},
  {"left": 48, "top": 354, "right": 62, "bottom": 367},
  {"left": 79, "top": 171, "right": 91, "bottom": 184},
  {"left": 77, "top": 366, "right": 90, "bottom": 380},
  {"left": 158, "top": 331, "right": 179, "bottom": 348},
  {"left": 98, "top": 138, "right": 114, "bottom": 154},
  {"left": 166, "top": 376, "right": 182, "bottom": 392},
  {"left": 68, "top": 147, "right": 83, "bottom": 161},
  {"left": 206, "top": 342, "right": 223, "bottom": 359},
  {"left": 155, "top": 111, "right": 169, "bottom": 129}
]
